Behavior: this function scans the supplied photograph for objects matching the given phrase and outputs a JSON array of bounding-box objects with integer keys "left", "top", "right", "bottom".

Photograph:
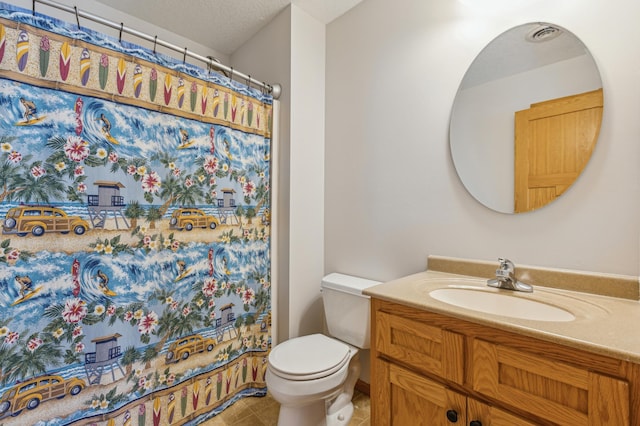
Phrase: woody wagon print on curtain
[{"left": 0, "top": 2, "right": 273, "bottom": 425}]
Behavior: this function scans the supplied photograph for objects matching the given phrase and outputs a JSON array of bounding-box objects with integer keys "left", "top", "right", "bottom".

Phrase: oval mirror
[{"left": 450, "top": 23, "right": 603, "bottom": 214}]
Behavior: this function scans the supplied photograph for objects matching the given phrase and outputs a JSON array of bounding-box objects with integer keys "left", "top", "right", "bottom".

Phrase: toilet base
[
  {"left": 270, "top": 350, "right": 361, "bottom": 426},
  {"left": 276, "top": 399, "right": 355, "bottom": 426},
  {"left": 277, "top": 399, "right": 326, "bottom": 426},
  {"left": 326, "top": 400, "right": 354, "bottom": 425}
]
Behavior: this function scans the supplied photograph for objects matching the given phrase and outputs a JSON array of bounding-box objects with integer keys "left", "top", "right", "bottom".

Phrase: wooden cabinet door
[
  {"left": 467, "top": 398, "right": 538, "bottom": 426},
  {"left": 514, "top": 88, "right": 603, "bottom": 212},
  {"left": 375, "top": 310, "right": 464, "bottom": 384},
  {"left": 373, "top": 359, "right": 467, "bottom": 426},
  {"left": 472, "top": 338, "right": 629, "bottom": 425}
]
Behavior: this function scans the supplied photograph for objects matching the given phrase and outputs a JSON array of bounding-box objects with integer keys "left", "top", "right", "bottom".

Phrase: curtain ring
[
  {"left": 119, "top": 22, "right": 124, "bottom": 43},
  {"left": 74, "top": 6, "right": 80, "bottom": 29},
  {"left": 153, "top": 35, "right": 157, "bottom": 54},
  {"left": 207, "top": 56, "right": 214, "bottom": 76},
  {"left": 246, "top": 75, "right": 251, "bottom": 89},
  {"left": 229, "top": 67, "right": 234, "bottom": 83},
  {"left": 183, "top": 47, "right": 187, "bottom": 64}
]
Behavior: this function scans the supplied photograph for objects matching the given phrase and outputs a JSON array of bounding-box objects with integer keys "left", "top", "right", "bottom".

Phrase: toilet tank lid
[{"left": 321, "top": 272, "right": 380, "bottom": 295}]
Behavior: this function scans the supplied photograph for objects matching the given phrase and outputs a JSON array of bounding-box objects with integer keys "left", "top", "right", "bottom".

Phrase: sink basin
[{"left": 429, "top": 287, "right": 575, "bottom": 322}]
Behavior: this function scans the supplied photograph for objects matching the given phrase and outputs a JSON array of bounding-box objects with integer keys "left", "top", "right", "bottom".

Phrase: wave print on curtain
[{"left": 0, "top": 2, "right": 272, "bottom": 425}]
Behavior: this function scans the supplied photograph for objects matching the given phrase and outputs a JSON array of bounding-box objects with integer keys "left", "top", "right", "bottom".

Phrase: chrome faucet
[{"left": 487, "top": 258, "right": 533, "bottom": 292}]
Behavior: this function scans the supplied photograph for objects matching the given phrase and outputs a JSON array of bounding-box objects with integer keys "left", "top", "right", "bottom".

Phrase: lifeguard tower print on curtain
[{"left": 0, "top": 2, "right": 272, "bottom": 425}]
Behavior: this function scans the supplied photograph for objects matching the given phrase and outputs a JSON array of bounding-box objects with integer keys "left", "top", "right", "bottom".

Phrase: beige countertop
[{"left": 364, "top": 268, "right": 640, "bottom": 364}]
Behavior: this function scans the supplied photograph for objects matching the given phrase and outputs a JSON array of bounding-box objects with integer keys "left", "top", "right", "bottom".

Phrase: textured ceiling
[
  {"left": 95, "top": 0, "right": 363, "bottom": 56},
  {"left": 461, "top": 23, "right": 591, "bottom": 89}
]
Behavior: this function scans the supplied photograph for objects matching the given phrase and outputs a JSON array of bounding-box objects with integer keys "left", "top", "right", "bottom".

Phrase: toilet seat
[{"left": 268, "top": 334, "right": 351, "bottom": 381}]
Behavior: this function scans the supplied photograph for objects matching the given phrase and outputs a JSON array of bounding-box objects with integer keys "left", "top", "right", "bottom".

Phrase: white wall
[
  {"left": 231, "top": 7, "right": 293, "bottom": 344},
  {"left": 287, "top": 6, "right": 326, "bottom": 339},
  {"left": 233, "top": 5, "right": 327, "bottom": 342},
  {"left": 325, "top": 0, "right": 640, "bottom": 283}
]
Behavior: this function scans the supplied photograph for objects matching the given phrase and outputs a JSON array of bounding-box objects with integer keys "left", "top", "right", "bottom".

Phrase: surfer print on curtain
[{"left": 0, "top": 3, "right": 272, "bottom": 425}]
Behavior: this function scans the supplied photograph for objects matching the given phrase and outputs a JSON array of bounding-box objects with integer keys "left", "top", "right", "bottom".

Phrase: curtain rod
[{"left": 32, "top": 0, "right": 282, "bottom": 99}]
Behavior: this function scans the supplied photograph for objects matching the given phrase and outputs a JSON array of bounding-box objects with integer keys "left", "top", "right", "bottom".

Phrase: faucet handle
[
  {"left": 496, "top": 258, "right": 515, "bottom": 280},
  {"left": 497, "top": 258, "right": 514, "bottom": 270}
]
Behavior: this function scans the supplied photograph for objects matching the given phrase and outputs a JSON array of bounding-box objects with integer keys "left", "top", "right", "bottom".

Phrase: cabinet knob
[
  {"left": 469, "top": 421, "right": 482, "bottom": 426},
  {"left": 446, "top": 409, "right": 459, "bottom": 423}
]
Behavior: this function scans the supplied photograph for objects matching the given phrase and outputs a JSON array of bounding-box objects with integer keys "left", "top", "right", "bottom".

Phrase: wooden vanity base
[{"left": 371, "top": 298, "right": 638, "bottom": 426}]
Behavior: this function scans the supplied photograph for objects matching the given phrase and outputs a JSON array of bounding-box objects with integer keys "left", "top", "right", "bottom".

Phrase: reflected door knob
[{"left": 446, "top": 409, "right": 459, "bottom": 423}]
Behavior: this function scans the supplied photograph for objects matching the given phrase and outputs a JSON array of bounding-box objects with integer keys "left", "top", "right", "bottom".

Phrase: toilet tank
[{"left": 321, "top": 273, "right": 380, "bottom": 349}]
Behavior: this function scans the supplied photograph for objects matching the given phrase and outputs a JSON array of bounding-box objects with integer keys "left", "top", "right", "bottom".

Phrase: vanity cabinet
[
  {"left": 377, "top": 359, "right": 536, "bottom": 425},
  {"left": 371, "top": 298, "right": 636, "bottom": 426}
]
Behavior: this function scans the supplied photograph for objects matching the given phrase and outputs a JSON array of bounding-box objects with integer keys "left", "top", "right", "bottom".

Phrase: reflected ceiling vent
[{"left": 526, "top": 25, "right": 562, "bottom": 42}]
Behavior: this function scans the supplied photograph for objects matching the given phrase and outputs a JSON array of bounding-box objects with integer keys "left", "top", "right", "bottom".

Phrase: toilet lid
[{"left": 269, "top": 334, "right": 351, "bottom": 380}]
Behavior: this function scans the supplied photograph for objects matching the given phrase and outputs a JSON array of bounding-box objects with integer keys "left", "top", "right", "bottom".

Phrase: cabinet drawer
[
  {"left": 472, "top": 338, "right": 630, "bottom": 426},
  {"left": 375, "top": 310, "right": 464, "bottom": 384}
]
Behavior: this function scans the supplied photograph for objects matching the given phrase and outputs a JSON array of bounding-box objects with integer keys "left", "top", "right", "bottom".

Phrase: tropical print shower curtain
[{"left": 0, "top": 3, "right": 272, "bottom": 425}]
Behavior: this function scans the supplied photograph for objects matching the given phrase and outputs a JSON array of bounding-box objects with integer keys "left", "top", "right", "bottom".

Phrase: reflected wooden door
[{"left": 514, "top": 89, "right": 603, "bottom": 213}]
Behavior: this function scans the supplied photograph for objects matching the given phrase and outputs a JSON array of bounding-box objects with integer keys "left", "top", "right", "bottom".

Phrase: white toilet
[{"left": 266, "top": 273, "right": 380, "bottom": 426}]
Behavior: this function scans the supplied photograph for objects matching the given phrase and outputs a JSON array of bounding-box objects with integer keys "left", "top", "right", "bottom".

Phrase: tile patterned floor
[{"left": 201, "top": 389, "right": 370, "bottom": 425}]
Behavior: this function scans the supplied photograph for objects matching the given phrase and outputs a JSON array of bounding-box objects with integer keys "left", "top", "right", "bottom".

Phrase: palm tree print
[{"left": 0, "top": 20, "right": 272, "bottom": 424}]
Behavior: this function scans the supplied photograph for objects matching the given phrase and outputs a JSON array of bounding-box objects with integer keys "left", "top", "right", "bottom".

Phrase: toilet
[{"left": 266, "top": 273, "right": 380, "bottom": 426}]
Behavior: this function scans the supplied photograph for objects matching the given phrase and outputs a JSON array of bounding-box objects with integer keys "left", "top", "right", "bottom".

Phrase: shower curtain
[{"left": 0, "top": 3, "right": 272, "bottom": 425}]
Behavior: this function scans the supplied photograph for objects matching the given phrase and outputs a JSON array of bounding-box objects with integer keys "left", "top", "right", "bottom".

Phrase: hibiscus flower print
[
  {"left": 202, "top": 278, "right": 218, "bottom": 297},
  {"left": 242, "top": 288, "right": 255, "bottom": 305},
  {"left": 8, "top": 151, "right": 21, "bottom": 164},
  {"left": 167, "top": 373, "right": 176, "bottom": 385},
  {"left": 242, "top": 180, "right": 256, "bottom": 197},
  {"left": 27, "top": 337, "right": 43, "bottom": 352},
  {"left": 141, "top": 171, "right": 161, "bottom": 193},
  {"left": 6, "top": 249, "right": 20, "bottom": 263},
  {"left": 64, "top": 136, "right": 90, "bottom": 162},
  {"left": 30, "top": 165, "right": 46, "bottom": 178},
  {"left": 137, "top": 311, "right": 158, "bottom": 335},
  {"left": 4, "top": 331, "right": 19, "bottom": 344},
  {"left": 203, "top": 156, "right": 218, "bottom": 174},
  {"left": 62, "top": 298, "right": 87, "bottom": 324}
]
